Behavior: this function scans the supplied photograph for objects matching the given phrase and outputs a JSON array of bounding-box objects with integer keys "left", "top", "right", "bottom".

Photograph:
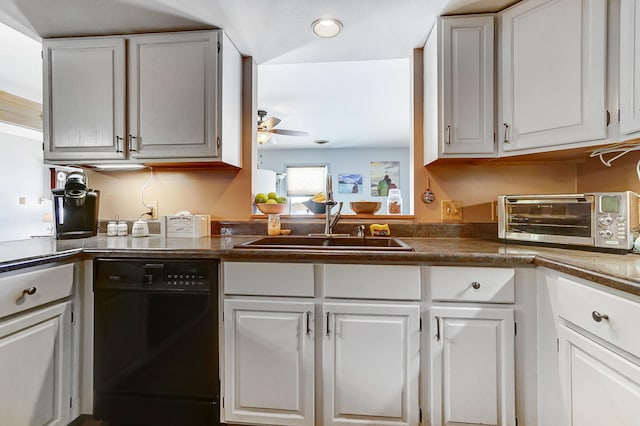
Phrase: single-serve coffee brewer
[{"left": 52, "top": 172, "right": 100, "bottom": 239}]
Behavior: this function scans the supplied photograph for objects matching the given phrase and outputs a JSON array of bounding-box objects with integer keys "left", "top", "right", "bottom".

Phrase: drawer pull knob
[
  {"left": 22, "top": 287, "right": 37, "bottom": 296},
  {"left": 471, "top": 281, "right": 481, "bottom": 289},
  {"left": 592, "top": 311, "right": 609, "bottom": 322}
]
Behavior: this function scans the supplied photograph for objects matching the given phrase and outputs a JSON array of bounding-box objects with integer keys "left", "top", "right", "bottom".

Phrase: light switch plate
[{"left": 441, "top": 200, "right": 463, "bottom": 221}]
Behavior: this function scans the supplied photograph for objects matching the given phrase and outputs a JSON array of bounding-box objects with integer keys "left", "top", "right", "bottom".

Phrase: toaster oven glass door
[{"left": 505, "top": 199, "right": 593, "bottom": 240}]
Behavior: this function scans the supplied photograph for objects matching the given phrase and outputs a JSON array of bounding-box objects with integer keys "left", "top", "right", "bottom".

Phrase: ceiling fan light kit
[
  {"left": 256, "top": 109, "right": 309, "bottom": 145},
  {"left": 311, "top": 18, "right": 342, "bottom": 38},
  {"left": 257, "top": 131, "right": 273, "bottom": 144}
]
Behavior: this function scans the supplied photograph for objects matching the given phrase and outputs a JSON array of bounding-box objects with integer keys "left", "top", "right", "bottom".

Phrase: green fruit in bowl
[
  {"left": 267, "top": 192, "right": 278, "bottom": 200},
  {"left": 277, "top": 196, "right": 288, "bottom": 204},
  {"left": 255, "top": 193, "right": 268, "bottom": 203},
  {"left": 265, "top": 199, "right": 277, "bottom": 204}
]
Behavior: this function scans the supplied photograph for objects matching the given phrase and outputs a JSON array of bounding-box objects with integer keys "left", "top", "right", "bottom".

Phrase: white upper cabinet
[
  {"left": 43, "top": 37, "right": 126, "bottom": 162},
  {"left": 43, "top": 30, "right": 242, "bottom": 167},
  {"left": 620, "top": 0, "right": 640, "bottom": 135},
  {"left": 499, "top": 0, "right": 607, "bottom": 153},
  {"left": 424, "top": 15, "right": 495, "bottom": 164},
  {"left": 127, "top": 32, "right": 219, "bottom": 160}
]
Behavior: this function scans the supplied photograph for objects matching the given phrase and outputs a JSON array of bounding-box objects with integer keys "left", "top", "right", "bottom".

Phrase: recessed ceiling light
[
  {"left": 311, "top": 18, "right": 343, "bottom": 38},
  {"left": 314, "top": 139, "right": 330, "bottom": 144}
]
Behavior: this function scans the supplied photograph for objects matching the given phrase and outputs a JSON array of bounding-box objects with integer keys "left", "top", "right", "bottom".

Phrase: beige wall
[
  {"left": 88, "top": 159, "right": 578, "bottom": 223},
  {"left": 577, "top": 154, "right": 640, "bottom": 194}
]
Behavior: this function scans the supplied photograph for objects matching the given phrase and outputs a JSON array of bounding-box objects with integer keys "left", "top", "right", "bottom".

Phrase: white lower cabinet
[
  {"left": 558, "top": 324, "right": 640, "bottom": 426},
  {"left": 0, "top": 263, "right": 74, "bottom": 426},
  {"left": 429, "top": 306, "right": 515, "bottom": 426},
  {"left": 540, "top": 267, "right": 640, "bottom": 426},
  {"left": 222, "top": 262, "right": 421, "bottom": 426},
  {"left": 426, "top": 266, "right": 517, "bottom": 426},
  {"left": 322, "top": 302, "right": 420, "bottom": 426},
  {"left": 0, "top": 301, "right": 72, "bottom": 426},
  {"left": 223, "top": 299, "right": 315, "bottom": 426}
]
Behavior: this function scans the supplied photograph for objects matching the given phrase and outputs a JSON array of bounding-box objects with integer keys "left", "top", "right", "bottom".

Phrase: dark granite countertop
[{"left": 2, "top": 235, "right": 640, "bottom": 296}]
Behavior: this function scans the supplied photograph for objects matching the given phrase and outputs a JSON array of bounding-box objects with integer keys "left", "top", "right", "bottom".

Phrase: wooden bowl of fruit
[{"left": 254, "top": 193, "right": 288, "bottom": 214}]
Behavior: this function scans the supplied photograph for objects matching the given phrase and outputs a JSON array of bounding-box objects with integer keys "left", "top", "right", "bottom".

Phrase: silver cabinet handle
[
  {"left": 305, "top": 311, "right": 312, "bottom": 336},
  {"left": 22, "top": 287, "right": 37, "bottom": 296},
  {"left": 446, "top": 125, "right": 451, "bottom": 145},
  {"left": 592, "top": 311, "right": 609, "bottom": 322},
  {"left": 326, "top": 312, "right": 331, "bottom": 336},
  {"left": 434, "top": 316, "right": 441, "bottom": 341},
  {"left": 128, "top": 134, "right": 138, "bottom": 152},
  {"left": 116, "top": 136, "right": 124, "bottom": 153},
  {"left": 471, "top": 281, "right": 481, "bottom": 289},
  {"left": 503, "top": 123, "right": 510, "bottom": 144}
]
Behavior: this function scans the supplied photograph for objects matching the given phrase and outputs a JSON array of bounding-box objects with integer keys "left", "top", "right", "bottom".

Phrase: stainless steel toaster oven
[{"left": 497, "top": 192, "right": 640, "bottom": 250}]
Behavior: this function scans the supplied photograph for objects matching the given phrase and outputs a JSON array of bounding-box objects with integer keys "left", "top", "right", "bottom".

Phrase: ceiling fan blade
[
  {"left": 271, "top": 129, "right": 309, "bottom": 136},
  {"left": 262, "top": 117, "right": 281, "bottom": 130}
]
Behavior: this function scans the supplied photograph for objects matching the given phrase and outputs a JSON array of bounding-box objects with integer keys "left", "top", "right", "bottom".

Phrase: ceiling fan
[{"left": 257, "top": 109, "right": 309, "bottom": 144}]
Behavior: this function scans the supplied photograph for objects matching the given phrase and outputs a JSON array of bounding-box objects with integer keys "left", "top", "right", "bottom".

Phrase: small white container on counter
[
  {"left": 117, "top": 221, "right": 127, "bottom": 236},
  {"left": 106, "top": 221, "right": 117, "bottom": 236}
]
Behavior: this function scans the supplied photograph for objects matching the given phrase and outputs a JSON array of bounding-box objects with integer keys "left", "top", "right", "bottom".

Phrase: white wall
[
  {"left": 259, "top": 147, "right": 411, "bottom": 214},
  {"left": 0, "top": 131, "right": 51, "bottom": 241}
]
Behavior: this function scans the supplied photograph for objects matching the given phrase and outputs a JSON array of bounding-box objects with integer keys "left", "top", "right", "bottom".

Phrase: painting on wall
[
  {"left": 370, "top": 161, "right": 400, "bottom": 196},
  {"left": 338, "top": 174, "right": 363, "bottom": 194}
]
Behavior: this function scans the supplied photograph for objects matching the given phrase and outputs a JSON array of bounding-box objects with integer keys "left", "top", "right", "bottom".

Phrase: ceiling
[{"left": 0, "top": 0, "right": 518, "bottom": 148}]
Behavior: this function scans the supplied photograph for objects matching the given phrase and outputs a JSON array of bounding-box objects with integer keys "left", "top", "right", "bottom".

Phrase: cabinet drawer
[
  {"left": 223, "top": 262, "right": 314, "bottom": 296},
  {"left": 555, "top": 275, "right": 640, "bottom": 358},
  {"left": 0, "top": 263, "right": 74, "bottom": 319},
  {"left": 323, "top": 264, "right": 420, "bottom": 300},
  {"left": 428, "top": 266, "right": 515, "bottom": 303}
]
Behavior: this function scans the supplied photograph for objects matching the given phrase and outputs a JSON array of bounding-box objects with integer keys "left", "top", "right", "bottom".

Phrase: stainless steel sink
[{"left": 234, "top": 235, "right": 414, "bottom": 251}]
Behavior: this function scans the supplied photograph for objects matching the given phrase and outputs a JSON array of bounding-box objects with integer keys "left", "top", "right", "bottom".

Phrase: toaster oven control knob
[
  {"left": 598, "top": 216, "right": 613, "bottom": 226},
  {"left": 599, "top": 229, "right": 613, "bottom": 238}
]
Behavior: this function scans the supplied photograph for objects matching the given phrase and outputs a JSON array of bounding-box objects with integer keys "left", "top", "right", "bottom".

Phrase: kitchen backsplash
[{"left": 87, "top": 160, "right": 578, "bottom": 223}]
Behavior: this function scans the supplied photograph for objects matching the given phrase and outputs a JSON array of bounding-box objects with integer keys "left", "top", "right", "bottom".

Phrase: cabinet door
[
  {"left": 322, "top": 302, "right": 420, "bottom": 426},
  {"left": 128, "top": 31, "right": 219, "bottom": 160},
  {"left": 499, "top": 0, "right": 606, "bottom": 152},
  {"left": 558, "top": 324, "right": 640, "bottom": 426},
  {"left": 43, "top": 38, "right": 126, "bottom": 162},
  {"left": 430, "top": 306, "right": 515, "bottom": 426},
  {"left": 620, "top": 0, "right": 640, "bottom": 135},
  {"left": 441, "top": 15, "right": 495, "bottom": 155},
  {"left": 223, "top": 299, "right": 315, "bottom": 426},
  {"left": 0, "top": 301, "right": 72, "bottom": 426}
]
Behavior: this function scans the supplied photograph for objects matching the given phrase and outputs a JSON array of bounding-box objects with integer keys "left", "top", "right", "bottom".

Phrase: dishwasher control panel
[{"left": 94, "top": 259, "right": 217, "bottom": 292}]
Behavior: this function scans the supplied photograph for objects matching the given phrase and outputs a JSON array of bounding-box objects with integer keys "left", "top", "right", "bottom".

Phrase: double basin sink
[{"left": 234, "top": 235, "right": 414, "bottom": 251}]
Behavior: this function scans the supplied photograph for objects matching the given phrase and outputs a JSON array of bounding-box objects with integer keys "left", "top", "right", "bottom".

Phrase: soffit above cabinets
[{"left": 0, "top": 0, "right": 520, "bottom": 65}]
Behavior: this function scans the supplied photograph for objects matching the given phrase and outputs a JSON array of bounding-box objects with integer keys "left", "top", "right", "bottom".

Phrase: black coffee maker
[{"left": 52, "top": 172, "right": 100, "bottom": 239}]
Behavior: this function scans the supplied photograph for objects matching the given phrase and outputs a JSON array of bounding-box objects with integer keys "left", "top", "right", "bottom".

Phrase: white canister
[
  {"left": 387, "top": 188, "right": 402, "bottom": 214},
  {"left": 117, "top": 221, "right": 128, "bottom": 236},
  {"left": 107, "top": 221, "right": 118, "bottom": 236},
  {"left": 131, "top": 220, "right": 149, "bottom": 237}
]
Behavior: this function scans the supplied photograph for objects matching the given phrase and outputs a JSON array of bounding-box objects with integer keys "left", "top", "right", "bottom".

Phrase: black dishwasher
[{"left": 93, "top": 258, "right": 219, "bottom": 426}]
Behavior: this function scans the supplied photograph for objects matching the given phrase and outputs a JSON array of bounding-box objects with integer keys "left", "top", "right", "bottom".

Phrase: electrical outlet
[
  {"left": 148, "top": 201, "right": 158, "bottom": 219},
  {"left": 441, "top": 200, "right": 463, "bottom": 221}
]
